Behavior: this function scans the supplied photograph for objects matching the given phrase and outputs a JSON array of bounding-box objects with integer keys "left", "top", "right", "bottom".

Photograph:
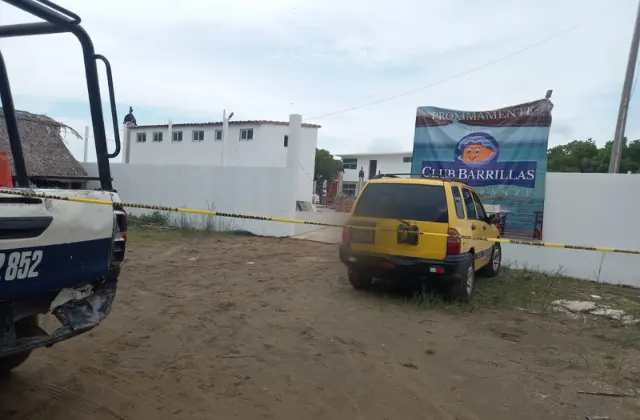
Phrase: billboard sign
[{"left": 411, "top": 99, "right": 553, "bottom": 239}]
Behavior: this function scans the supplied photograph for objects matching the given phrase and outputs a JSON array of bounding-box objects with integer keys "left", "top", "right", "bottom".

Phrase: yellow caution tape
[{"left": 0, "top": 188, "right": 638, "bottom": 255}]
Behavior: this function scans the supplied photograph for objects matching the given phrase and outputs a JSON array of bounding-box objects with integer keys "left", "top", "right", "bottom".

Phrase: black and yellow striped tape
[{"left": 0, "top": 188, "right": 638, "bottom": 256}]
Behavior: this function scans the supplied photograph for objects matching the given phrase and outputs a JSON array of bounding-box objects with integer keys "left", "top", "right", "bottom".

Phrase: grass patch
[
  {"left": 407, "top": 285, "right": 473, "bottom": 313},
  {"left": 396, "top": 267, "right": 640, "bottom": 328},
  {"left": 474, "top": 267, "right": 640, "bottom": 315},
  {"left": 126, "top": 202, "right": 242, "bottom": 242},
  {"left": 127, "top": 211, "right": 171, "bottom": 227}
]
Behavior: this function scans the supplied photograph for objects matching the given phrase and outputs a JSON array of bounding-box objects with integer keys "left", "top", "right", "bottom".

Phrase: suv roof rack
[{"left": 371, "top": 173, "right": 468, "bottom": 184}]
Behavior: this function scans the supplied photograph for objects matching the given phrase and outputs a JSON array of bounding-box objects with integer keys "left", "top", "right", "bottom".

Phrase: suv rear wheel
[
  {"left": 448, "top": 254, "right": 475, "bottom": 302},
  {"left": 348, "top": 267, "right": 372, "bottom": 290}
]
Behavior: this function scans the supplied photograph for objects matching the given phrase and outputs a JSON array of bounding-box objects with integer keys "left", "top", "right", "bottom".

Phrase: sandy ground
[{"left": 0, "top": 233, "right": 639, "bottom": 420}]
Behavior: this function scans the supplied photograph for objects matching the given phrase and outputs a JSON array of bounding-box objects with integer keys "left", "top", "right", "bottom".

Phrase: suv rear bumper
[
  {"left": 0, "top": 278, "right": 117, "bottom": 358},
  {"left": 339, "top": 245, "right": 467, "bottom": 279}
]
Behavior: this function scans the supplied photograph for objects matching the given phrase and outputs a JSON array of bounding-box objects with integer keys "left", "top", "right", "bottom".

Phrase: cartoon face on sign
[{"left": 455, "top": 132, "right": 499, "bottom": 167}]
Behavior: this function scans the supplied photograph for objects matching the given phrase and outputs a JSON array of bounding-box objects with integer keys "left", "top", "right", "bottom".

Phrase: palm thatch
[{"left": 0, "top": 108, "right": 87, "bottom": 177}]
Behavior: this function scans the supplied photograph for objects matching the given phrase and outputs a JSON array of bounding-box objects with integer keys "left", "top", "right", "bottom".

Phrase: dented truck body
[{"left": 0, "top": 189, "right": 126, "bottom": 370}]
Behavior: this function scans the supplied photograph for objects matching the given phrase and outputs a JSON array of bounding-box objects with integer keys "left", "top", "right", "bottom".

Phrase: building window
[
  {"left": 193, "top": 130, "right": 205, "bottom": 142},
  {"left": 136, "top": 133, "right": 146, "bottom": 143},
  {"left": 153, "top": 132, "right": 163, "bottom": 142},
  {"left": 342, "top": 158, "right": 357, "bottom": 170},
  {"left": 403, "top": 156, "right": 412, "bottom": 163},
  {"left": 342, "top": 182, "right": 357, "bottom": 197},
  {"left": 284, "top": 135, "right": 289, "bottom": 147},
  {"left": 172, "top": 131, "right": 183, "bottom": 142},
  {"left": 239, "top": 128, "right": 254, "bottom": 141},
  {"left": 214, "top": 129, "right": 223, "bottom": 141}
]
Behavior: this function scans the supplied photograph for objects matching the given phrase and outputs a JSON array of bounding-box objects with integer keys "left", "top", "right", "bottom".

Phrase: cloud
[
  {"left": 0, "top": 0, "right": 638, "bottom": 161},
  {"left": 366, "top": 138, "right": 407, "bottom": 153}
]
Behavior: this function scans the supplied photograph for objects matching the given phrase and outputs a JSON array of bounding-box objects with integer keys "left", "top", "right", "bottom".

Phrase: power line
[
  {"left": 298, "top": 159, "right": 314, "bottom": 181},
  {"left": 304, "top": 6, "right": 620, "bottom": 122}
]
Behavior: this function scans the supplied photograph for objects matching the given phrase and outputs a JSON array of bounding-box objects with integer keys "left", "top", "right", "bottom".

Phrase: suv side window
[
  {"left": 461, "top": 188, "right": 478, "bottom": 220},
  {"left": 471, "top": 191, "right": 487, "bottom": 221},
  {"left": 450, "top": 186, "right": 466, "bottom": 219}
]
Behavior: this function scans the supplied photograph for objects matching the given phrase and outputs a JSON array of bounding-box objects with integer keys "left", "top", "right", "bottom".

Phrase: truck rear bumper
[{"left": 0, "top": 278, "right": 117, "bottom": 358}]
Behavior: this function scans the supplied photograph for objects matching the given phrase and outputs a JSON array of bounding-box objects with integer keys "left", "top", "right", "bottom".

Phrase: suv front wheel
[{"left": 479, "top": 244, "right": 501, "bottom": 278}]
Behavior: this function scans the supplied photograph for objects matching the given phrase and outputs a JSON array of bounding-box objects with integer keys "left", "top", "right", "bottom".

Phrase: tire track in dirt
[{"left": 10, "top": 374, "right": 132, "bottom": 420}]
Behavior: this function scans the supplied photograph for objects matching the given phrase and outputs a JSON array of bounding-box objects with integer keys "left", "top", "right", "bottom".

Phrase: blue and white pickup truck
[
  {"left": 0, "top": 0, "right": 129, "bottom": 373},
  {"left": 0, "top": 190, "right": 127, "bottom": 373}
]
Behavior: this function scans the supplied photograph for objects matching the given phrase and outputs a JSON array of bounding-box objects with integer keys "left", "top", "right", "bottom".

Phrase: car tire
[
  {"left": 348, "top": 267, "right": 372, "bottom": 290},
  {"left": 0, "top": 315, "right": 41, "bottom": 375},
  {"left": 479, "top": 244, "right": 501, "bottom": 278},
  {"left": 448, "top": 254, "right": 475, "bottom": 302}
]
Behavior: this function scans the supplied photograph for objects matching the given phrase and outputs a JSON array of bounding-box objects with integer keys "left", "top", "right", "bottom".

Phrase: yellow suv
[{"left": 339, "top": 174, "right": 502, "bottom": 301}]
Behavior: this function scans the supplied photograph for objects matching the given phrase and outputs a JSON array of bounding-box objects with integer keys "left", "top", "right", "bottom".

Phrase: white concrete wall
[
  {"left": 341, "top": 153, "right": 412, "bottom": 183},
  {"left": 257, "top": 123, "right": 317, "bottom": 203},
  {"left": 293, "top": 210, "right": 349, "bottom": 236},
  {"left": 297, "top": 125, "right": 319, "bottom": 203},
  {"left": 503, "top": 173, "right": 640, "bottom": 288},
  {"left": 83, "top": 162, "right": 296, "bottom": 237}
]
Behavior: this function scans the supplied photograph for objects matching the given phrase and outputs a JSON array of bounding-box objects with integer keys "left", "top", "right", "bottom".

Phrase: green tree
[
  {"left": 314, "top": 148, "right": 341, "bottom": 181},
  {"left": 547, "top": 137, "right": 640, "bottom": 173},
  {"left": 547, "top": 139, "right": 599, "bottom": 173}
]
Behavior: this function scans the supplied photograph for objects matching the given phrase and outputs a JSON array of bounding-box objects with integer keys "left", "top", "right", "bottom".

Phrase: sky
[{"left": 0, "top": 0, "right": 639, "bottom": 162}]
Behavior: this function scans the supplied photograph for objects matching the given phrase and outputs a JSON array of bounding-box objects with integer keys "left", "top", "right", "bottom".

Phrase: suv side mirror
[{"left": 488, "top": 214, "right": 501, "bottom": 225}]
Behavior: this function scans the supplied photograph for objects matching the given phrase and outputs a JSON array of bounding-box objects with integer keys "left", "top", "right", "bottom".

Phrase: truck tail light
[
  {"left": 447, "top": 228, "right": 461, "bottom": 255},
  {"left": 111, "top": 208, "right": 127, "bottom": 267}
]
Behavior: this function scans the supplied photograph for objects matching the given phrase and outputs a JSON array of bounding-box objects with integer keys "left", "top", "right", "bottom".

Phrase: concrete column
[
  {"left": 123, "top": 123, "right": 130, "bottom": 163},
  {"left": 283, "top": 114, "right": 303, "bottom": 236},
  {"left": 286, "top": 114, "right": 302, "bottom": 171},
  {"left": 221, "top": 109, "right": 229, "bottom": 166}
]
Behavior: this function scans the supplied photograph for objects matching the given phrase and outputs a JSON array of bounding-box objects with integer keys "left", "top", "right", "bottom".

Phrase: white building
[
  {"left": 337, "top": 151, "right": 413, "bottom": 196},
  {"left": 122, "top": 118, "right": 320, "bottom": 203}
]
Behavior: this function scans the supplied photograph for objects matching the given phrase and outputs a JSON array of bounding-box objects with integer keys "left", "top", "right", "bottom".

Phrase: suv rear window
[{"left": 353, "top": 183, "right": 448, "bottom": 223}]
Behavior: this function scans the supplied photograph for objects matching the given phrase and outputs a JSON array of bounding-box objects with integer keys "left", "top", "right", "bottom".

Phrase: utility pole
[{"left": 609, "top": 0, "right": 640, "bottom": 173}]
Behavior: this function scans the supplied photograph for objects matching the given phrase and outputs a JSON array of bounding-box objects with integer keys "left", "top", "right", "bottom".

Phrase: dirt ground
[{"left": 1, "top": 231, "right": 639, "bottom": 420}]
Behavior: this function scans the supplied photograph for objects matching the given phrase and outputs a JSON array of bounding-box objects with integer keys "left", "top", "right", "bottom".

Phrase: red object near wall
[
  {"left": 326, "top": 179, "right": 339, "bottom": 204},
  {"left": 0, "top": 152, "right": 13, "bottom": 188}
]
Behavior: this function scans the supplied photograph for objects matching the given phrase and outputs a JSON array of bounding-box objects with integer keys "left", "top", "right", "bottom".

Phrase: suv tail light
[
  {"left": 342, "top": 226, "right": 351, "bottom": 245},
  {"left": 446, "top": 228, "right": 461, "bottom": 255}
]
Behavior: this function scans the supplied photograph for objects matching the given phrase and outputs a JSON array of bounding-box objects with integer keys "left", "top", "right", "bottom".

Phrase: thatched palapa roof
[{"left": 0, "top": 108, "right": 87, "bottom": 177}]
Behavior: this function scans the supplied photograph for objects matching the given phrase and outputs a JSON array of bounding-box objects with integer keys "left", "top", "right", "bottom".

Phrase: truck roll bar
[{"left": 0, "top": 0, "right": 120, "bottom": 191}]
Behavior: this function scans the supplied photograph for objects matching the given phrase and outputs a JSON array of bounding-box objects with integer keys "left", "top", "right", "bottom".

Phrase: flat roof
[
  {"left": 337, "top": 151, "right": 413, "bottom": 158},
  {"left": 131, "top": 120, "right": 321, "bottom": 129}
]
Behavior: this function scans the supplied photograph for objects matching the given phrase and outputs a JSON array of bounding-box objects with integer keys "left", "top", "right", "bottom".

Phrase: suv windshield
[{"left": 353, "top": 183, "right": 448, "bottom": 223}]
